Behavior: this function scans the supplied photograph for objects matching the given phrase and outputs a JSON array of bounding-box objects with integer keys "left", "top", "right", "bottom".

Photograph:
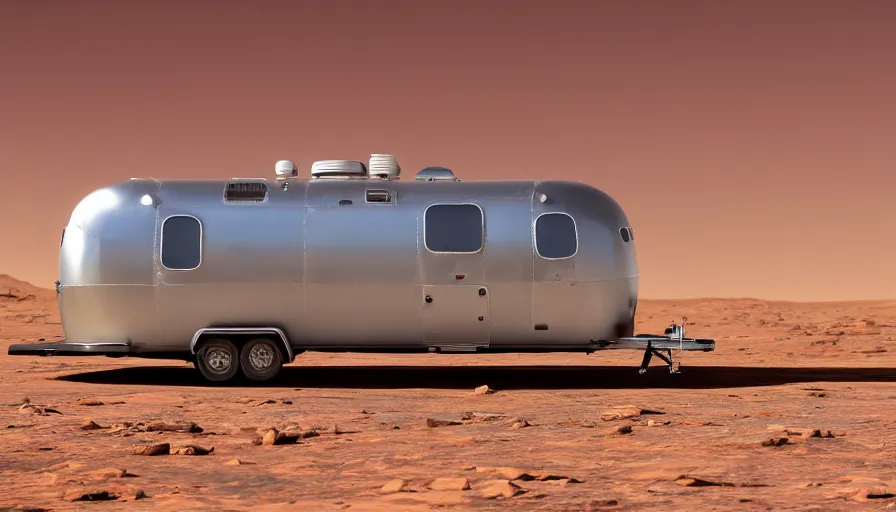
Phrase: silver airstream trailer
[{"left": 8, "top": 154, "right": 715, "bottom": 383}]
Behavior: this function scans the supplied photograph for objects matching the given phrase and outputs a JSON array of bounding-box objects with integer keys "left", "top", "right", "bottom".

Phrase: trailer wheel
[
  {"left": 196, "top": 338, "right": 240, "bottom": 383},
  {"left": 239, "top": 337, "right": 283, "bottom": 382}
]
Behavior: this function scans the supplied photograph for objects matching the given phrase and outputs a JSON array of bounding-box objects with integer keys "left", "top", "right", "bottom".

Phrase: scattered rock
[
  {"left": 809, "top": 392, "right": 827, "bottom": 398},
  {"left": 80, "top": 420, "right": 107, "bottom": 430},
  {"left": 809, "top": 429, "right": 836, "bottom": 438},
  {"left": 675, "top": 476, "right": 735, "bottom": 487},
  {"left": 261, "top": 428, "right": 281, "bottom": 446},
  {"left": 474, "top": 385, "right": 496, "bottom": 395},
  {"left": 616, "top": 425, "right": 633, "bottom": 435},
  {"left": 544, "top": 478, "right": 580, "bottom": 486},
  {"left": 647, "top": 420, "right": 671, "bottom": 427},
  {"left": 173, "top": 445, "right": 214, "bottom": 455},
  {"left": 17, "top": 403, "right": 62, "bottom": 416},
  {"left": 478, "top": 479, "right": 524, "bottom": 499},
  {"left": 64, "top": 489, "right": 119, "bottom": 502},
  {"left": 600, "top": 405, "right": 664, "bottom": 421},
  {"left": 475, "top": 467, "right": 582, "bottom": 483},
  {"left": 511, "top": 419, "right": 531, "bottom": 429},
  {"left": 868, "top": 489, "right": 896, "bottom": 500},
  {"left": 460, "top": 412, "right": 505, "bottom": 422},
  {"left": 135, "top": 489, "right": 148, "bottom": 500},
  {"left": 134, "top": 443, "right": 170, "bottom": 456},
  {"left": 477, "top": 466, "right": 532, "bottom": 480},
  {"left": 426, "top": 418, "right": 462, "bottom": 428},
  {"left": 761, "top": 437, "right": 789, "bottom": 447},
  {"left": 145, "top": 421, "right": 203, "bottom": 433},
  {"left": 428, "top": 477, "right": 470, "bottom": 491},
  {"left": 255, "top": 425, "right": 278, "bottom": 436},
  {"left": 76, "top": 398, "right": 104, "bottom": 406},
  {"left": 253, "top": 399, "right": 277, "bottom": 406},
  {"left": 850, "top": 487, "right": 896, "bottom": 502},
  {"left": 333, "top": 424, "right": 342, "bottom": 435},
  {"left": 225, "top": 458, "right": 256, "bottom": 466},
  {"left": 379, "top": 479, "right": 409, "bottom": 493},
  {"left": 536, "top": 473, "right": 583, "bottom": 483},
  {"left": 257, "top": 427, "right": 305, "bottom": 446}
]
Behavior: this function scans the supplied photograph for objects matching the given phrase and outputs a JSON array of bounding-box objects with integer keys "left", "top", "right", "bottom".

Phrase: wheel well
[{"left": 192, "top": 329, "right": 293, "bottom": 363}]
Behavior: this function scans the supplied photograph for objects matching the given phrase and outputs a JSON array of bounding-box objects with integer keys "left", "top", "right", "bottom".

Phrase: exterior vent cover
[
  {"left": 274, "top": 160, "right": 298, "bottom": 179},
  {"left": 311, "top": 160, "right": 368, "bottom": 179},
  {"left": 225, "top": 181, "right": 268, "bottom": 202},
  {"left": 415, "top": 166, "right": 459, "bottom": 181},
  {"left": 365, "top": 189, "right": 392, "bottom": 203},
  {"left": 368, "top": 154, "right": 400, "bottom": 180}
]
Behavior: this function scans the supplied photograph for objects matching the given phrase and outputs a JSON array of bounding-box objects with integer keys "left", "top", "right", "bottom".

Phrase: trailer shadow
[{"left": 56, "top": 365, "right": 896, "bottom": 390}]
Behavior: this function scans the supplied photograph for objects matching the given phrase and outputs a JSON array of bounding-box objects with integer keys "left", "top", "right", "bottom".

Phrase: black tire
[
  {"left": 195, "top": 338, "right": 240, "bottom": 383},
  {"left": 239, "top": 337, "right": 283, "bottom": 382}
]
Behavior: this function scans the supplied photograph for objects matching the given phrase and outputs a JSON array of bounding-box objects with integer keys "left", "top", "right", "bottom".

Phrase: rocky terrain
[{"left": 1, "top": 274, "right": 896, "bottom": 511}]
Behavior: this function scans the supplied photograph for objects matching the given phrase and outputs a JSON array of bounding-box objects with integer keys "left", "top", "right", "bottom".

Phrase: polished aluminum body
[{"left": 52, "top": 169, "right": 640, "bottom": 359}]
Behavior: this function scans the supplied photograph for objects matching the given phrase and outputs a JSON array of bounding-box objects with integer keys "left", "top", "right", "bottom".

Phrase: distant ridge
[
  {"left": 0, "top": 274, "right": 55, "bottom": 303},
  {"left": 0, "top": 273, "right": 891, "bottom": 305}
]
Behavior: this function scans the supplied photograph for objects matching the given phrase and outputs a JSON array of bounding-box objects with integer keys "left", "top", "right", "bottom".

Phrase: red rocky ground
[{"left": 1, "top": 274, "right": 895, "bottom": 511}]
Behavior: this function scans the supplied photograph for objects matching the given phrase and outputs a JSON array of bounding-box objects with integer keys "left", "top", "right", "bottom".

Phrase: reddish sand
[{"left": 1, "top": 274, "right": 895, "bottom": 511}]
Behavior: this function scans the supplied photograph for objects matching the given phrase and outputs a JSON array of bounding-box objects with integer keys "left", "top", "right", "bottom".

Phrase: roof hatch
[
  {"left": 310, "top": 160, "right": 368, "bottom": 179},
  {"left": 415, "top": 166, "right": 459, "bottom": 181}
]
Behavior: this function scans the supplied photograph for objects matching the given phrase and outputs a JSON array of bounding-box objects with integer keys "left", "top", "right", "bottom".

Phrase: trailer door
[{"left": 418, "top": 203, "right": 490, "bottom": 351}]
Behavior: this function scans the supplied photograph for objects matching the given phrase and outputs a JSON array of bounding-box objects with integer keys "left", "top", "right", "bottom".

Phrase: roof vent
[
  {"left": 310, "top": 160, "right": 368, "bottom": 179},
  {"left": 415, "top": 166, "right": 459, "bottom": 182},
  {"left": 274, "top": 160, "right": 298, "bottom": 179},
  {"left": 368, "top": 154, "right": 400, "bottom": 180}
]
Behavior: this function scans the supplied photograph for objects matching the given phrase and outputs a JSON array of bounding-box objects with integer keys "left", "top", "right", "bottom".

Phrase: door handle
[
  {"left": 424, "top": 295, "right": 433, "bottom": 304},
  {"left": 478, "top": 288, "right": 487, "bottom": 296}
]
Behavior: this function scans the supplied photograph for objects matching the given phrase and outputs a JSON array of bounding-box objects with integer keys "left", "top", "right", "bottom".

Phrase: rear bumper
[{"left": 7, "top": 342, "right": 132, "bottom": 356}]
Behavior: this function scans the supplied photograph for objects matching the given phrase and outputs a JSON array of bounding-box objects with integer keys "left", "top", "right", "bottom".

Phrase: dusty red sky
[{"left": 1, "top": 0, "right": 894, "bottom": 301}]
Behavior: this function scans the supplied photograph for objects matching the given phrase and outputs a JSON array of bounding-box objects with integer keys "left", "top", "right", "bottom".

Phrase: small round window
[{"left": 619, "top": 227, "right": 630, "bottom": 243}]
